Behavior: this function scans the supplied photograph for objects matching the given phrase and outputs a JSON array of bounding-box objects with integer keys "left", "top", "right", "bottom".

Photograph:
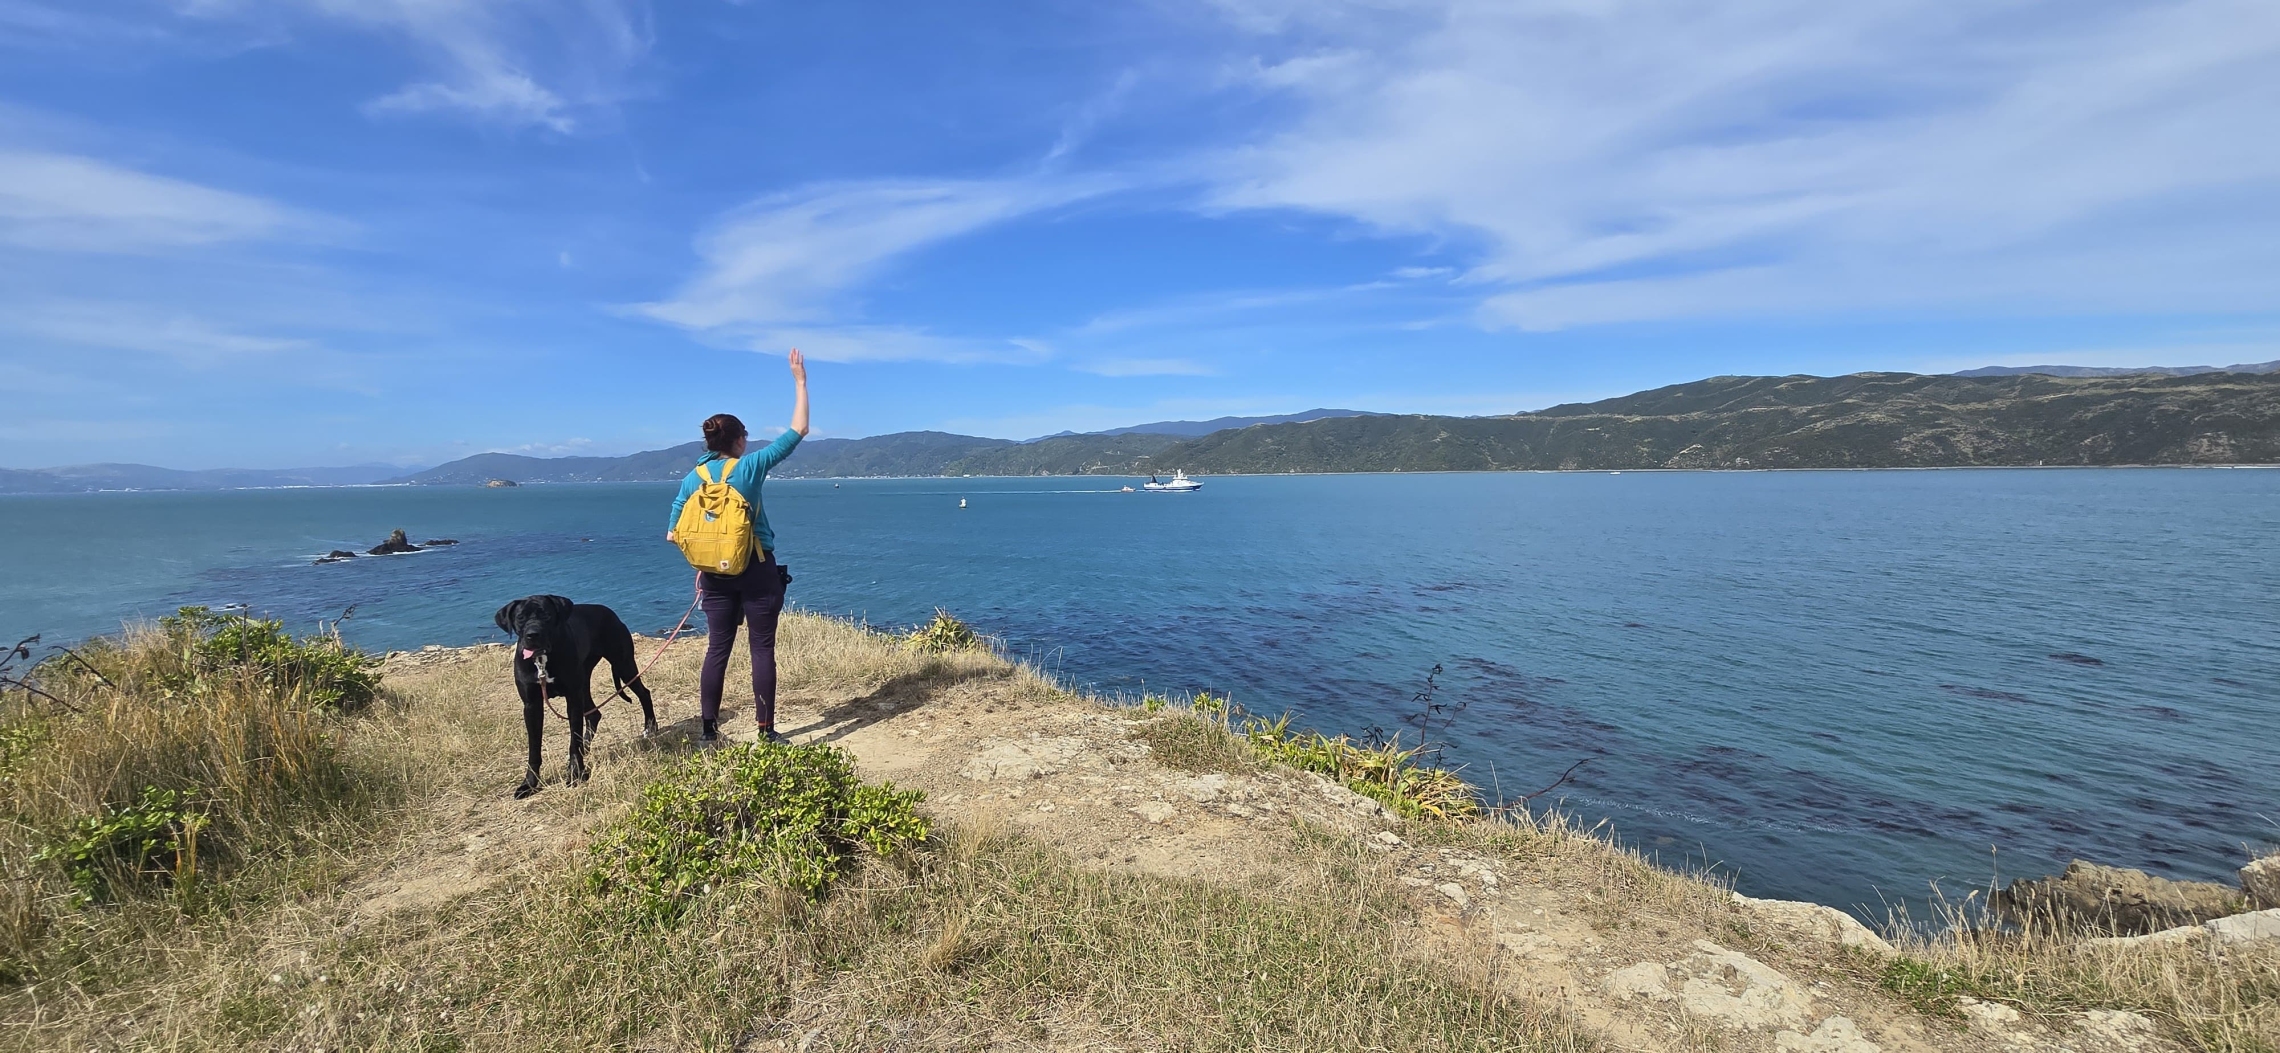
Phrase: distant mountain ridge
[
  {"left": 1955, "top": 361, "right": 2280, "bottom": 378},
  {"left": 1040, "top": 408, "right": 1378, "bottom": 439},
  {"left": 0, "top": 463, "right": 415, "bottom": 495},
  {"left": 13, "top": 370, "right": 2278, "bottom": 494}
]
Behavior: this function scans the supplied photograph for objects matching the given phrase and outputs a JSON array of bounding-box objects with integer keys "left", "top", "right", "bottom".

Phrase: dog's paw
[
  {"left": 566, "top": 763, "right": 589, "bottom": 786},
  {"left": 643, "top": 720, "right": 660, "bottom": 737},
  {"left": 513, "top": 782, "right": 539, "bottom": 800}
]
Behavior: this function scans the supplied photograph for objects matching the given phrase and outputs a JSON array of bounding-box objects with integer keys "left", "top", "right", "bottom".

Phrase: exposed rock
[
  {"left": 2243, "top": 854, "right": 2280, "bottom": 910},
  {"left": 1731, "top": 892, "right": 1896, "bottom": 957},
  {"left": 1373, "top": 830, "right": 1404, "bottom": 848},
  {"left": 1605, "top": 940, "right": 1815, "bottom": 1031},
  {"left": 1957, "top": 997, "right": 2021, "bottom": 1030},
  {"left": 2205, "top": 907, "right": 2280, "bottom": 947},
  {"left": 1992, "top": 860, "right": 2245, "bottom": 934},
  {"left": 1131, "top": 801, "right": 1176, "bottom": 824},
  {"left": 484, "top": 479, "right": 517, "bottom": 488},
  {"left": 1436, "top": 882, "right": 1470, "bottom": 908},
  {"left": 424, "top": 538, "right": 459, "bottom": 546},
  {"left": 958, "top": 736, "right": 1085, "bottom": 781},
  {"left": 1494, "top": 930, "right": 1566, "bottom": 963},
  {"left": 1307, "top": 774, "right": 1393, "bottom": 822},
  {"left": 2074, "top": 1009, "right": 2161, "bottom": 1050},
  {"left": 1776, "top": 1015, "right": 1880, "bottom": 1052},
  {"left": 367, "top": 529, "right": 421, "bottom": 555},
  {"left": 313, "top": 549, "right": 358, "bottom": 564},
  {"left": 2081, "top": 923, "right": 2208, "bottom": 952},
  {"left": 1177, "top": 774, "right": 1229, "bottom": 802}
]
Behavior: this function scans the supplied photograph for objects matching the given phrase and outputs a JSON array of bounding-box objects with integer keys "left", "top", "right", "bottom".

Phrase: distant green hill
[
  {"left": 376, "top": 370, "right": 2280, "bottom": 484},
  {"left": 1148, "top": 371, "right": 2280, "bottom": 473}
]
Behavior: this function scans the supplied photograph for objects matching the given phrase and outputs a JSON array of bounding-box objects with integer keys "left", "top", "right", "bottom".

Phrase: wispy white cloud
[
  {"left": 0, "top": 149, "right": 319, "bottom": 252},
  {"left": 181, "top": 0, "right": 651, "bottom": 132},
  {"left": 7, "top": 300, "right": 321, "bottom": 366},
  {"left": 636, "top": 177, "right": 1114, "bottom": 363},
  {"left": 1204, "top": 0, "right": 2280, "bottom": 329}
]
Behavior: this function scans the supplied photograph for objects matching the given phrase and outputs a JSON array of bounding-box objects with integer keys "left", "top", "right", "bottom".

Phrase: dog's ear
[
  {"left": 538, "top": 595, "right": 574, "bottom": 623},
  {"left": 494, "top": 599, "right": 524, "bottom": 636}
]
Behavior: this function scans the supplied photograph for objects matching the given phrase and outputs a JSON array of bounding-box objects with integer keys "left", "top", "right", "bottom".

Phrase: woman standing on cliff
[{"left": 666, "top": 349, "right": 809, "bottom": 745}]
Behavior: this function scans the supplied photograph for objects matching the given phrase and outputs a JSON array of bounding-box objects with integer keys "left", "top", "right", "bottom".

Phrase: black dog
[{"left": 494, "top": 595, "right": 659, "bottom": 798}]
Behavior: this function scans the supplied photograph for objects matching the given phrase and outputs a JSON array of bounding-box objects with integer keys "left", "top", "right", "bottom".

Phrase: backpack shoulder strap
[{"left": 695, "top": 461, "right": 715, "bottom": 485}]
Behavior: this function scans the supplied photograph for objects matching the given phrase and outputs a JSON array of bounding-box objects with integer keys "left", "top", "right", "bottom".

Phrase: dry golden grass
[
  {"left": 1878, "top": 903, "right": 2280, "bottom": 1052},
  {"left": 4, "top": 610, "right": 2273, "bottom": 1052},
  {"left": 0, "top": 614, "right": 1595, "bottom": 1052}
]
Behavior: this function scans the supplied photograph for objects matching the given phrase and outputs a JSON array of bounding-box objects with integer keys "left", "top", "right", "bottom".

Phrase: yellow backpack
[{"left": 673, "top": 458, "right": 757, "bottom": 575}]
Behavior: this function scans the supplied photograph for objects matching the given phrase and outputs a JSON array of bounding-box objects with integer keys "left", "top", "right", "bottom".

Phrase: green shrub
[
  {"left": 1131, "top": 693, "right": 1483, "bottom": 820},
  {"left": 905, "top": 609, "right": 980, "bottom": 653},
  {"left": 31, "top": 785, "right": 207, "bottom": 905},
  {"left": 586, "top": 742, "right": 928, "bottom": 919},
  {"left": 0, "top": 721, "right": 43, "bottom": 778},
  {"left": 158, "top": 607, "right": 378, "bottom": 711}
]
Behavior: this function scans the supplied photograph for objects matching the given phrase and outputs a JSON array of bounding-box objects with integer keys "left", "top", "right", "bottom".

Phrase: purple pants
[{"left": 698, "top": 553, "right": 786, "bottom": 728}]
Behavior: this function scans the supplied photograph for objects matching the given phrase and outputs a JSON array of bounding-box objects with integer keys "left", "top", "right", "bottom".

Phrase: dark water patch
[
  {"left": 2131, "top": 705, "right": 2188, "bottom": 722},
  {"left": 1938, "top": 684, "right": 2043, "bottom": 705},
  {"left": 2212, "top": 677, "right": 2252, "bottom": 688},
  {"left": 2049, "top": 652, "right": 2105, "bottom": 666}
]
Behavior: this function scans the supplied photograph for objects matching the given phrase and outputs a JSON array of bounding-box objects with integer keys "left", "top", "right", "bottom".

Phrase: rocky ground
[{"left": 350, "top": 616, "right": 2267, "bottom": 1053}]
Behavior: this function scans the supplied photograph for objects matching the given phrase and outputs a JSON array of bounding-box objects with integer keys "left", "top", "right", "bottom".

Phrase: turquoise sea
[{"left": 3, "top": 468, "right": 2275, "bottom": 919}]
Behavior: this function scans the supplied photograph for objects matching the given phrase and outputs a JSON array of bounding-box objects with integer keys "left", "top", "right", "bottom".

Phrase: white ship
[{"left": 1142, "top": 470, "right": 1203, "bottom": 492}]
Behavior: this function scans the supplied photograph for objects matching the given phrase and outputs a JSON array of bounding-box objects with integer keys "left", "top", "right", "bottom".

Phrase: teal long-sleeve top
[{"left": 667, "top": 429, "right": 801, "bottom": 555}]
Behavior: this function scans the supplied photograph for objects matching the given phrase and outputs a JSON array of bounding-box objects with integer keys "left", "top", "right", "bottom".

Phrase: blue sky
[{"left": 2, "top": 0, "right": 2276, "bottom": 469}]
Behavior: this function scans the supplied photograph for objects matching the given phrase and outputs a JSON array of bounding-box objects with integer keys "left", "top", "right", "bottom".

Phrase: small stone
[
  {"left": 1436, "top": 882, "right": 1470, "bottom": 908},
  {"left": 1131, "top": 801, "right": 1176, "bottom": 824}
]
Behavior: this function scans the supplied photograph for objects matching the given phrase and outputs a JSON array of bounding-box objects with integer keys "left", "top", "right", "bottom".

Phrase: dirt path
[{"left": 365, "top": 625, "right": 2180, "bottom": 1053}]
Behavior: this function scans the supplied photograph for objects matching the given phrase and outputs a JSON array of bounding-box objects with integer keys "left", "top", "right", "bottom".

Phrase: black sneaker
[
  {"left": 760, "top": 727, "right": 792, "bottom": 747},
  {"left": 699, "top": 719, "right": 721, "bottom": 746}
]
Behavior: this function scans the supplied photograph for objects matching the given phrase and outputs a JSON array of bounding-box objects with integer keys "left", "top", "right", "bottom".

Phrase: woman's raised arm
[{"left": 788, "top": 348, "right": 810, "bottom": 437}]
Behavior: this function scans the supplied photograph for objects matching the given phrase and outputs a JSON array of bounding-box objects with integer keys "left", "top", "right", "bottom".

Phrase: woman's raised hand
[{"left": 788, "top": 347, "right": 807, "bottom": 384}]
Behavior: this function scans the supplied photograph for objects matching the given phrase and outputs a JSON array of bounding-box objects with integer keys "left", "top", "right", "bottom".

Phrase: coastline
[
  {"left": 10, "top": 613, "right": 2266, "bottom": 1050},
  {"left": 8, "top": 461, "right": 2278, "bottom": 496}
]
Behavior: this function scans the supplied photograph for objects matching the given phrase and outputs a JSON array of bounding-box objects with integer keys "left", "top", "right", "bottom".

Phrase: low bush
[
  {"left": 156, "top": 606, "right": 380, "bottom": 712},
  {"left": 905, "top": 608, "right": 980, "bottom": 653},
  {"left": 585, "top": 742, "right": 929, "bottom": 919},
  {"left": 0, "top": 613, "right": 380, "bottom": 976},
  {"left": 31, "top": 785, "right": 207, "bottom": 906}
]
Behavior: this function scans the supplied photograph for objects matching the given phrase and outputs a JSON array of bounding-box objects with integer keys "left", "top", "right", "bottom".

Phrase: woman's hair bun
[{"left": 701, "top": 412, "right": 747, "bottom": 454}]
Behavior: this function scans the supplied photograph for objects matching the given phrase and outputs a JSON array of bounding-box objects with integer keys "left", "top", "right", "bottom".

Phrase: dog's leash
[{"left": 533, "top": 586, "right": 704, "bottom": 724}]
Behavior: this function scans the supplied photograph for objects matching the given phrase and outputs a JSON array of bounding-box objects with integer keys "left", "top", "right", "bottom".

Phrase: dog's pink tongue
[{"left": 521, "top": 648, "right": 535, "bottom": 660}]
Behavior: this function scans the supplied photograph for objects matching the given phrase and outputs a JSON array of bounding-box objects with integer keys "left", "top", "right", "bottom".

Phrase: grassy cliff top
[{"left": 0, "top": 613, "right": 2269, "bottom": 1051}]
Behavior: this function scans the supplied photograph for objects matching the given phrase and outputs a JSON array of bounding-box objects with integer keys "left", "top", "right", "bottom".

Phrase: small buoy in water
[{"left": 959, "top": 498, "right": 967, "bottom": 508}]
